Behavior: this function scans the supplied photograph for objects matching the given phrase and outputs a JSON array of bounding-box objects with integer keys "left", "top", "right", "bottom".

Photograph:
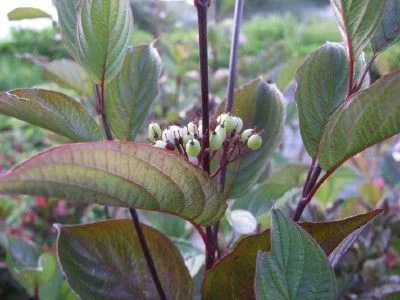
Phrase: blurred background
[{"left": 0, "top": 0, "right": 400, "bottom": 299}]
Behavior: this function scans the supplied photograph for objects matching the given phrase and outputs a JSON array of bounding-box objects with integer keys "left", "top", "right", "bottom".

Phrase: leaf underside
[{"left": 0, "top": 142, "right": 226, "bottom": 226}]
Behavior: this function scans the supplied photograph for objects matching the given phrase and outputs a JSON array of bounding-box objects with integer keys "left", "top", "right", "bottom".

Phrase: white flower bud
[
  {"left": 148, "top": 123, "right": 162, "bottom": 142},
  {"left": 232, "top": 116, "right": 243, "bottom": 132},
  {"left": 241, "top": 129, "right": 253, "bottom": 143},
  {"left": 162, "top": 125, "right": 182, "bottom": 143},
  {"left": 210, "top": 131, "right": 223, "bottom": 151},
  {"left": 215, "top": 124, "right": 227, "bottom": 141},
  {"left": 182, "top": 126, "right": 194, "bottom": 145},
  {"left": 187, "top": 122, "right": 198, "bottom": 135},
  {"left": 217, "top": 113, "right": 235, "bottom": 132},
  {"left": 153, "top": 140, "right": 167, "bottom": 149}
]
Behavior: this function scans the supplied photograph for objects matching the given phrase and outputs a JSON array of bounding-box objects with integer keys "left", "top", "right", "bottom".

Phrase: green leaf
[
  {"left": 55, "top": 0, "right": 80, "bottom": 59},
  {"left": 201, "top": 209, "right": 382, "bottom": 299},
  {"left": 76, "top": 0, "right": 134, "bottom": 83},
  {"left": 0, "top": 142, "right": 226, "bottom": 225},
  {"left": 233, "top": 164, "right": 307, "bottom": 217},
  {"left": 223, "top": 79, "right": 285, "bottom": 199},
  {"left": 330, "top": 0, "right": 386, "bottom": 59},
  {"left": 295, "top": 42, "right": 349, "bottom": 157},
  {"left": 56, "top": 219, "right": 192, "bottom": 299},
  {"left": 43, "top": 59, "right": 92, "bottom": 96},
  {"left": 105, "top": 44, "right": 161, "bottom": 140},
  {"left": 255, "top": 210, "right": 336, "bottom": 300},
  {"left": 371, "top": 0, "right": 400, "bottom": 53},
  {"left": 318, "top": 70, "right": 400, "bottom": 170},
  {"left": 0, "top": 89, "right": 103, "bottom": 142},
  {"left": 315, "top": 167, "right": 360, "bottom": 203},
  {"left": 7, "top": 7, "right": 51, "bottom": 20},
  {"left": 15, "top": 253, "right": 58, "bottom": 286},
  {"left": 1, "top": 235, "right": 59, "bottom": 295}
]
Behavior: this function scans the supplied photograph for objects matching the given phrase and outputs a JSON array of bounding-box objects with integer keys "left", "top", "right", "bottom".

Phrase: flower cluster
[{"left": 148, "top": 113, "right": 262, "bottom": 169}]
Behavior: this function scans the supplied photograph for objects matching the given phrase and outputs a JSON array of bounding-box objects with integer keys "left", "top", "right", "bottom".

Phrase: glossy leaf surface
[
  {"left": 57, "top": 219, "right": 192, "bottom": 299},
  {"left": 0, "top": 89, "right": 102, "bottom": 142},
  {"left": 105, "top": 44, "right": 161, "bottom": 140},
  {"left": 224, "top": 79, "right": 285, "bottom": 198},
  {"left": 255, "top": 210, "right": 336, "bottom": 300},
  {"left": 76, "top": 0, "right": 134, "bottom": 83},
  {"left": 0, "top": 142, "right": 226, "bottom": 225},
  {"left": 295, "top": 42, "right": 348, "bottom": 157},
  {"left": 201, "top": 209, "right": 381, "bottom": 299},
  {"left": 318, "top": 71, "right": 400, "bottom": 170}
]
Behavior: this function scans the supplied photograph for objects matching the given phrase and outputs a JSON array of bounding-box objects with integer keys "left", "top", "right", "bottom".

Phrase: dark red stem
[
  {"left": 195, "top": 0, "right": 216, "bottom": 270},
  {"left": 129, "top": 209, "right": 167, "bottom": 300}
]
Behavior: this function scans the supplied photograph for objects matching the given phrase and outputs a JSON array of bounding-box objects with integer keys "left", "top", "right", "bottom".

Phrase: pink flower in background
[
  {"left": 55, "top": 201, "right": 68, "bottom": 216},
  {"left": 373, "top": 177, "right": 385, "bottom": 189},
  {"left": 35, "top": 196, "right": 48, "bottom": 208}
]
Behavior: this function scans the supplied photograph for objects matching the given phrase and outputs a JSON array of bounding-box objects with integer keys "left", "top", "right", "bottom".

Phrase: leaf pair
[
  {"left": 296, "top": 42, "right": 400, "bottom": 171},
  {"left": 295, "top": 1, "right": 400, "bottom": 171},
  {"left": 202, "top": 209, "right": 381, "bottom": 299}
]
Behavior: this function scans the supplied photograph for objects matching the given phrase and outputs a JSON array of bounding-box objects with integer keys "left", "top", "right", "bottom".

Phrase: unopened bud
[
  {"left": 215, "top": 124, "right": 227, "bottom": 141},
  {"left": 186, "top": 139, "right": 201, "bottom": 157},
  {"left": 153, "top": 140, "right": 167, "bottom": 149},
  {"left": 232, "top": 116, "right": 243, "bottom": 132},
  {"left": 210, "top": 131, "right": 223, "bottom": 151},
  {"left": 247, "top": 134, "right": 262, "bottom": 150},
  {"left": 241, "top": 129, "right": 253, "bottom": 143},
  {"left": 148, "top": 123, "right": 162, "bottom": 142}
]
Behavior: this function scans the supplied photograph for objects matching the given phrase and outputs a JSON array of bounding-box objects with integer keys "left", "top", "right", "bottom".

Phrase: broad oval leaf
[
  {"left": 105, "top": 44, "right": 161, "bottom": 140},
  {"left": 0, "top": 89, "right": 103, "bottom": 142},
  {"left": 295, "top": 42, "right": 349, "bottom": 157},
  {"left": 55, "top": 0, "right": 80, "bottom": 59},
  {"left": 318, "top": 70, "right": 400, "bottom": 170},
  {"left": 201, "top": 209, "right": 382, "bottom": 300},
  {"left": 0, "top": 142, "right": 226, "bottom": 225},
  {"left": 330, "top": 0, "right": 386, "bottom": 59},
  {"left": 371, "top": 0, "right": 400, "bottom": 53},
  {"left": 76, "top": 0, "right": 134, "bottom": 83},
  {"left": 255, "top": 210, "right": 336, "bottom": 300},
  {"left": 7, "top": 7, "right": 51, "bottom": 21},
  {"left": 43, "top": 59, "right": 92, "bottom": 96},
  {"left": 56, "top": 219, "right": 192, "bottom": 299},
  {"left": 222, "top": 79, "right": 285, "bottom": 199}
]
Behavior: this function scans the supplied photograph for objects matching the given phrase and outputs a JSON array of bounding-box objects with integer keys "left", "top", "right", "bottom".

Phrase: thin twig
[
  {"left": 355, "top": 52, "right": 378, "bottom": 92},
  {"left": 129, "top": 209, "right": 167, "bottom": 300},
  {"left": 293, "top": 169, "right": 334, "bottom": 222},
  {"left": 225, "top": 0, "right": 244, "bottom": 113},
  {"left": 216, "top": 0, "right": 245, "bottom": 258}
]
